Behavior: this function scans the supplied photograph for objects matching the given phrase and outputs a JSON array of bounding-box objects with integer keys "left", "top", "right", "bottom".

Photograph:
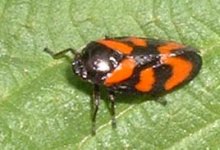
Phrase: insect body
[{"left": 44, "top": 37, "right": 202, "bottom": 135}]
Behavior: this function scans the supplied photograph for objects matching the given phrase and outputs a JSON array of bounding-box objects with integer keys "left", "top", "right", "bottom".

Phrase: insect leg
[
  {"left": 92, "top": 84, "right": 100, "bottom": 135},
  {"left": 108, "top": 90, "right": 116, "bottom": 128}
]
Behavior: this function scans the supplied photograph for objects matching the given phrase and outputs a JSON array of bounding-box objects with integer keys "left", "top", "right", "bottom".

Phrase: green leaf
[{"left": 0, "top": 0, "right": 220, "bottom": 149}]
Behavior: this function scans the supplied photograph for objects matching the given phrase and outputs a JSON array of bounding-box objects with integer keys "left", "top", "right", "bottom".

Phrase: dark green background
[{"left": 0, "top": 0, "right": 220, "bottom": 149}]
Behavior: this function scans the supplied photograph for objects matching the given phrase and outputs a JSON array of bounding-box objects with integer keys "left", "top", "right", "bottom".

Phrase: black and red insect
[{"left": 44, "top": 36, "right": 202, "bottom": 134}]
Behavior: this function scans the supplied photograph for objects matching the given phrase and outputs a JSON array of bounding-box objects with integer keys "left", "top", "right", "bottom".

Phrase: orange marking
[
  {"left": 162, "top": 57, "right": 193, "bottom": 90},
  {"left": 127, "top": 37, "right": 147, "bottom": 47},
  {"left": 158, "top": 42, "right": 185, "bottom": 54},
  {"left": 135, "top": 67, "right": 155, "bottom": 92},
  {"left": 98, "top": 40, "right": 133, "bottom": 54},
  {"left": 104, "top": 58, "right": 136, "bottom": 86}
]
